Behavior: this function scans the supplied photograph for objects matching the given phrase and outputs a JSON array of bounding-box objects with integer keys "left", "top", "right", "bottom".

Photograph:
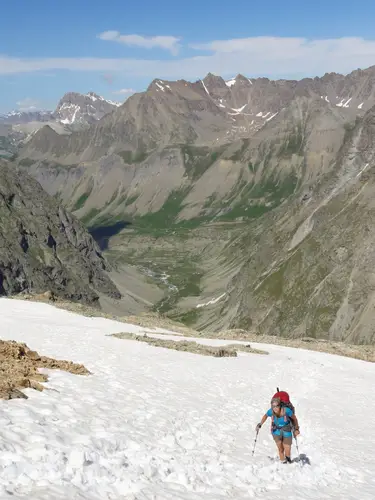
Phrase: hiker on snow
[{"left": 256, "top": 396, "right": 300, "bottom": 463}]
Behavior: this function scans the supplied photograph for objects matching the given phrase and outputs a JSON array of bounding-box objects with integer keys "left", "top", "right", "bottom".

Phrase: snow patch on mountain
[
  {"left": 225, "top": 78, "right": 237, "bottom": 87},
  {"left": 266, "top": 112, "right": 278, "bottom": 121},
  {"left": 196, "top": 293, "right": 226, "bottom": 308},
  {"left": 231, "top": 104, "right": 247, "bottom": 114},
  {"left": 155, "top": 82, "right": 165, "bottom": 92},
  {"left": 59, "top": 104, "right": 80, "bottom": 125},
  {"left": 201, "top": 80, "right": 210, "bottom": 95}
]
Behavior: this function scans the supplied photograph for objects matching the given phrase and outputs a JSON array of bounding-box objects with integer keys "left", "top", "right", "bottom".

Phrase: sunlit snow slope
[{"left": 0, "top": 299, "right": 374, "bottom": 499}]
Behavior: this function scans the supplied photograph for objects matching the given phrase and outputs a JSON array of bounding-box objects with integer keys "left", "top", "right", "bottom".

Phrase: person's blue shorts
[{"left": 272, "top": 429, "right": 292, "bottom": 444}]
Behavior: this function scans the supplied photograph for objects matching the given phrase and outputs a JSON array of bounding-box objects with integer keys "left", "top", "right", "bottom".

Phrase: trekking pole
[
  {"left": 294, "top": 435, "right": 300, "bottom": 456},
  {"left": 294, "top": 435, "right": 303, "bottom": 468},
  {"left": 252, "top": 429, "right": 259, "bottom": 456}
]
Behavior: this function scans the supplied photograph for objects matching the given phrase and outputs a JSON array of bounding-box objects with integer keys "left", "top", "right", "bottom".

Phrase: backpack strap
[
  {"left": 282, "top": 407, "right": 288, "bottom": 423},
  {"left": 271, "top": 411, "right": 277, "bottom": 432}
]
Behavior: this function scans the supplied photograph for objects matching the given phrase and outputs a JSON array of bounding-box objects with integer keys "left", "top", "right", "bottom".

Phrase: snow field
[{"left": 0, "top": 299, "right": 374, "bottom": 499}]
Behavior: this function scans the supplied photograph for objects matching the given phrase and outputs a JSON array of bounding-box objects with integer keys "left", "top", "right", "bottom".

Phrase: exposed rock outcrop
[
  {"left": 0, "top": 159, "right": 120, "bottom": 303},
  {"left": 0, "top": 339, "right": 89, "bottom": 400}
]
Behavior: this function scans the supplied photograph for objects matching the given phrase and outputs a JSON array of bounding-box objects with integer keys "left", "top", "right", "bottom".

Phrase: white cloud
[
  {"left": 98, "top": 31, "right": 181, "bottom": 55},
  {"left": 16, "top": 97, "right": 40, "bottom": 111},
  {"left": 190, "top": 36, "right": 305, "bottom": 53},
  {"left": 2, "top": 37, "right": 375, "bottom": 80},
  {"left": 112, "top": 88, "right": 135, "bottom": 95},
  {"left": 98, "top": 31, "right": 121, "bottom": 41}
]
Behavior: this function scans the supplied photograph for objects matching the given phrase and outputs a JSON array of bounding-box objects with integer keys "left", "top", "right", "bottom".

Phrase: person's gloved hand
[{"left": 256, "top": 423, "right": 262, "bottom": 432}]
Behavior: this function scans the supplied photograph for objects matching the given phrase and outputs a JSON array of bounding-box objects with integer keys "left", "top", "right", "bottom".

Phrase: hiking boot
[{"left": 282, "top": 456, "right": 292, "bottom": 464}]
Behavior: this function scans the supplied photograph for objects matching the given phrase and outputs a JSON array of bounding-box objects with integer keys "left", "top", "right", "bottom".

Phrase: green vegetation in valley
[
  {"left": 248, "top": 161, "right": 259, "bottom": 173},
  {"left": 171, "top": 309, "right": 200, "bottom": 327},
  {"left": 250, "top": 172, "right": 298, "bottom": 204},
  {"left": 81, "top": 208, "right": 102, "bottom": 226},
  {"left": 228, "top": 139, "right": 250, "bottom": 162},
  {"left": 136, "top": 189, "right": 189, "bottom": 228},
  {"left": 218, "top": 172, "right": 298, "bottom": 221},
  {"left": 253, "top": 237, "right": 345, "bottom": 339},
  {"left": 118, "top": 150, "right": 149, "bottom": 164},
  {"left": 152, "top": 260, "right": 203, "bottom": 314},
  {"left": 81, "top": 169, "right": 298, "bottom": 237},
  {"left": 106, "top": 228, "right": 204, "bottom": 320},
  {"left": 129, "top": 188, "right": 209, "bottom": 235},
  {"left": 72, "top": 188, "right": 93, "bottom": 211},
  {"left": 181, "top": 144, "right": 224, "bottom": 181}
]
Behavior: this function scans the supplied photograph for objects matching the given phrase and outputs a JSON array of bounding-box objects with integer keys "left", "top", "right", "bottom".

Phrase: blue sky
[{"left": 2, "top": 0, "right": 375, "bottom": 112}]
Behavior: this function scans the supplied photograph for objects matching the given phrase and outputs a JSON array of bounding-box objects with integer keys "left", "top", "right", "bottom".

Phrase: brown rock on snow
[{"left": 0, "top": 339, "right": 90, "bottom": 400}]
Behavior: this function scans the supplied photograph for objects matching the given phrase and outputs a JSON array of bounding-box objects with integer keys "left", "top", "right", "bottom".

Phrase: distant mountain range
[
  {"left": 0, "top": 110, "right": 54, "bottom": 125},
  {"left": 0, "top": 92, "right": 121, "bottom": 158},
  {"left": 18, "top": 66, "right": 375, "bottom": 161},
  {"left": 0, "top": 92, "right": 121, "bottom": 127},
  {"left": 7, "top": 64, "right": 375, "bottom": 343}
]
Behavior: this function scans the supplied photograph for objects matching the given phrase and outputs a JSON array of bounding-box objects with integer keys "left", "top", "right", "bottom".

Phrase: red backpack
[{"left": 272, "top": 388, "right": 295, "bottom": 413}]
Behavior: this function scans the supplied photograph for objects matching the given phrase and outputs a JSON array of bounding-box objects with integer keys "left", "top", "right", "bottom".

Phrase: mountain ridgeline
[
  {"left": 0, "top": 159, "right": 120, "bottom": 303},
  {"left": 14, "top": 65, "right": 375, "bottom": 344},
  {"left": 0, "top": 92, "right": 121, "bottom": 160}
]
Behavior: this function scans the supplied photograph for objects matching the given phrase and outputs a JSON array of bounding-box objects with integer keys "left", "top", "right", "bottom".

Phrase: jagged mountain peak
[
  {"left": 147, "top": 79, "right": 174, "bottom": 93},
  {"left": 34, "top": 124, "right": 59, "bottom": 137},
  {"left": 56, "top": 91, "right": 118, "bottom": 104},
  {"left": 203, "top": 72, "right": 225, "bottom": 82},
  {"left": 223, "top": 74, "right": 253, "bottom": 87},
  {"left": 235, "top": 73, "right": 252, "bottom": 83},
  {"left": 202, "top": 73, "right": 227, "bottom": 92},
  {"left": 86, "top": 91, "right": 101, "bottom": 99},
  {"left": 54, "top": 91, "right": 119, "bottom": 126},
  {"left": 85, "top": 91, "right": 121, "bottom": 107}
]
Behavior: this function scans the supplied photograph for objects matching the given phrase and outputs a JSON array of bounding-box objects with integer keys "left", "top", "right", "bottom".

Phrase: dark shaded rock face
[{"left": 0, "top": 159, "right": 120, "bottom": 304}]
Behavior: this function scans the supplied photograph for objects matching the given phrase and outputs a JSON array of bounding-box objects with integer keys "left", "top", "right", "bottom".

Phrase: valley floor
[
  {"left": 98, "top": 263, "right": 165, "bottom": 317},
  {"left": 0, "top": 299, "right": 374, "bottom": 499}
]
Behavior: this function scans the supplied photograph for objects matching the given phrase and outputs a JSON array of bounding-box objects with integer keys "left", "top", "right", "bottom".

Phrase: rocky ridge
[{"left": 0, "top": 159, "right": 120, "bottom": 303}]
